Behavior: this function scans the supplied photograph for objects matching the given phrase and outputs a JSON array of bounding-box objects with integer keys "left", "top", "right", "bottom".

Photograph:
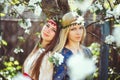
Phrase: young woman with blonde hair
[{"left": 53, "top": 12, "right": 92, "bottom": 80}]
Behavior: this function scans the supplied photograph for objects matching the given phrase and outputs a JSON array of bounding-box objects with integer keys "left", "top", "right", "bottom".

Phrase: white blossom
[
  {"left": 0, "top": 78, "right": 2, "bottom": 80},
  {"left": 113, "top": 4, "right": 120, "bottom": 19},
  {"left": 89, "top": 0, "right": 103, "bottom": 13},
  {"left": 106, "top": 9, "right": 114, "bottom": 18},
  {"left": 71, "top": 12, "right": 85, "bottom": 25},
  {"left": 28, "top": 0, "right": 35, "bottom": 6},
  {"left": 0, "top": 72, "right": 3, "bottom": 75},
  {"left": 14, "top": 47, "right": 24, "bottom": 54},
  {"left": 4, "top": 3, "right": 10, "bottom": 14},
  {"left": 89, "top": 4, "right": 98, "bottom": 12},
  {"left": 28, "top": 0, "right": 42, "bottom": 6},
  {"left": 108, "top": 68, "right": 114, "bottom": 74},
  {"left": 13, "top": 4, "right": 25, "bottom": 14},
  {"left": 92, "top": 56, "right": 98, "bottom": 63},
  {"left": 53, "top": 52, "right": 64, "bottom": 65},
  {"left": 7, "top": 76, "right": 12, "bottom": 80},
  {"left": 25, "top": 29, "right": 30, "bottom": 34},
  {"left": 5, "top": 71, "right": 9, "bottom": 74},
  {"left": 19, "top": 18, "right": 32, "bottom": 30},
  {"left": 88, "top": 42, "right": 100, "bottom": 55},
  {"left": 68, "top": 0, "right": 93, "bottom": 12},
  {"left": 0, "top": 0, "right": 4, "bottom": 3},
  {"left": 94, "top": 1, "right": 103, "bottom": 10},
  {"left": 71, "top": 11, "right": 78, "bottom": 17},
  {"left": 67, "top": 54, "right": 96, "bottom": 80},
  {"left": 105, "top": 35, "right": 115, "bottom": 45},
  {"left": 49, "top": 52, "right": 64, "bottom": 66},
  {"left": 34, "top": 5, "right": 42, "bottom": 16},
  {"left": 9, "top": 57, "right": 14, "bottom": 61},
  {"left": 105, "top": 4, "right": 120, "bottom": 23},
  {"left": 112, "top": 27, "right": 120, "bottom": 47},
  {"left": 73, "top": 16, "right": 85, "bottom": 25},
  {"left": 38, "top": 48, "right": 45, "bottom": 53},
  {"left": 99, "top": 20, "right": 104, "bottom": 24},
  {"left": 26, "top": 19, "right": 32, "bottom": 27}
]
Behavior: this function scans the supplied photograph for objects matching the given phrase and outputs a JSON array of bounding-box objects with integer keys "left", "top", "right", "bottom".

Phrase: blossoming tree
[{"left": 0, "top": 0, "right": 120, "bottom": 80}]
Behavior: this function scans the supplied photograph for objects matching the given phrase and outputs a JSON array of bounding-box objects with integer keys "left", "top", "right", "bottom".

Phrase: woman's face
[
  {"left": 41, "top": 21, "right": 57, "bottom": 42},
  {"left": 68, "top": 24, "right": 84, "bottom": 43}
]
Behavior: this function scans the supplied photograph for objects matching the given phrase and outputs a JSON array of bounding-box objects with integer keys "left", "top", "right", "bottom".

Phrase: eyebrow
[{"left": 51, "top": 26, "right": 57, "bottom": 31}]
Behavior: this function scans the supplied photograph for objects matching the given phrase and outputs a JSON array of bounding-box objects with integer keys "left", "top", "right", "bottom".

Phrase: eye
[
  {"left": 46, "top": 24, "right": 50, "bottom": 28},
  {"left": 51, "top": 28, "right": 56, "bottom": 32},
  {"left": 70, "top": 27, "right": 76, "bottom": 31}
]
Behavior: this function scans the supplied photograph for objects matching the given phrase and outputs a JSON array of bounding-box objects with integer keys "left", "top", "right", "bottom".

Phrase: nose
[{"left": 76, "top": 29, "right": 81, "bottom": 35}]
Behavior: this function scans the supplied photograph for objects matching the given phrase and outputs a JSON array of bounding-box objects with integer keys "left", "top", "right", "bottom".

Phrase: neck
[
  {"left": 65, "top": 41, "right": 82, "bottom": 54},
  {"left": 67, "top": 41, "right": 80, "bottom": 49},
  {"left": 41, "top": 40, "right": 49, "bottom": 48}
]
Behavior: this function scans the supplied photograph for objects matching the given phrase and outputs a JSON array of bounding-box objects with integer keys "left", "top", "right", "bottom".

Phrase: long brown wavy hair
[{"left": 23, "top": 17, "right": 61, "bottom": 80}]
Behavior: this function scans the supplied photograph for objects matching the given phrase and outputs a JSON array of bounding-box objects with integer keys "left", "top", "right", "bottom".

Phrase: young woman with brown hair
[{"left": 22, "top": 18, "right": 61, "bottom": 80}]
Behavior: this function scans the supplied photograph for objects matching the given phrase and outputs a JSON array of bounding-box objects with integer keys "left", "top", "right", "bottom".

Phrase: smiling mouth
[{"left": 43, "top": 32, "right": 49, "bottom": 37}]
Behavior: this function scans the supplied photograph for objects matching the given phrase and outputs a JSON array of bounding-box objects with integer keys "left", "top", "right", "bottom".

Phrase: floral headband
[
  {"left": 61, "top": 12, "right": 85, "bottom": 29},
  {"left": 47, "top": 19, "right": 57, "bottom": 27},
  {"left": 47, "top": 16, "right": 62, "bottom": 29},
  {"left": 62, "top": 16, "right": 85, "bottom": 29}
]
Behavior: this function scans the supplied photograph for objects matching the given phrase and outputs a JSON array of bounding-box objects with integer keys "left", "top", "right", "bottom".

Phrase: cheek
[
  {"left": 41, "top": 26, "right": 46, "bottom": 32},
  {"left": 50, "top": 32, "right": 56, "bottom": 38},
  {"left": 69, "top": 31, "right": 75, "bottom": 37},
  {"left": 68, "top": 32, "right": 73, "bottom": 39}
]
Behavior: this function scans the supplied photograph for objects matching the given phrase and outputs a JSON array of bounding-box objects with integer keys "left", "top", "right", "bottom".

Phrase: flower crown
[
  {"left": 61, "top": 12, "right": 85, "bottom": 29},
  {"left": 47, "top": 16, "right": 62, "bottom": 29}
]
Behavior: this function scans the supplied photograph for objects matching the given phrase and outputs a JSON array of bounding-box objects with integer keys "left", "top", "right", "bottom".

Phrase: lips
[
  {"left": 76, "top": 36, "right": 81, "bottom": 38},
  {"left": 43, "top": 32, "right": 49, "bottom": 37},
  {"left": 75, "top": 36, "right": 81, "bottom": 40}
]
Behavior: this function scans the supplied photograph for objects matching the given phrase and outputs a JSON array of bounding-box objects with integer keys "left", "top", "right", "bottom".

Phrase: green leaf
[
  {"left": 18, "top": 36, "right": 25, "bottom": 42},
  {"left": 0, "top": 13, "right": 6, "bottom": 17},
  {"left": 48, "top": 57, "right": 54, "bottom": 63},
  {"left": 1, "top": 40, "right": 7, "bottom": 46}
]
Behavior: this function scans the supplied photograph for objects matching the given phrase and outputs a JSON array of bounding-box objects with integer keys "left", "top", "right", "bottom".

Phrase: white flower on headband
[
  {"left": 71, "top": 12, "right": 78, "bottom": 17},
  {"left": 75, "top": 16, "right": 85, "bottom": 25},
  {"left": 71, "top": 16, "right": 85, "bottom": 26},
  {"left": 71, "top": 12, "right": 85, "bottom": 25}
]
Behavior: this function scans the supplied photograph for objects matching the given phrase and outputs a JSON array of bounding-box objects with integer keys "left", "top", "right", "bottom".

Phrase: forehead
[{"left": 70, "top": 23, "right": 84, "bottom": 28}]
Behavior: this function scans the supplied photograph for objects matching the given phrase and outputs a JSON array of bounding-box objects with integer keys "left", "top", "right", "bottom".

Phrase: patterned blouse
[{"left": 53, "top": 46, "right": 92, "bottom": 80}]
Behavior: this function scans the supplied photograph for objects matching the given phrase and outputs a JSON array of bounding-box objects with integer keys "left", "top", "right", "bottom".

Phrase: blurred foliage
[{"left": 0, "top": 56, "right": 22, "bottom": 80}]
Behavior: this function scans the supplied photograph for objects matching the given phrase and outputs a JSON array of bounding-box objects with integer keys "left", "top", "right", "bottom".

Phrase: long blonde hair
[{"left": 53, "top": 11, "right": 86, "bottom": 53}]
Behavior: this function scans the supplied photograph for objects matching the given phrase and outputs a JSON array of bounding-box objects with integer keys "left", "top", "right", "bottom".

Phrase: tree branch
[
  {"left": 86, "top": 16, "right": 114, "bottom": 28},
  {"left": 87, "top": 31, "right": 105, "bottom": 44},
  {"left": 107, "top": 0, "right": 113, "bottom": 10}
]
